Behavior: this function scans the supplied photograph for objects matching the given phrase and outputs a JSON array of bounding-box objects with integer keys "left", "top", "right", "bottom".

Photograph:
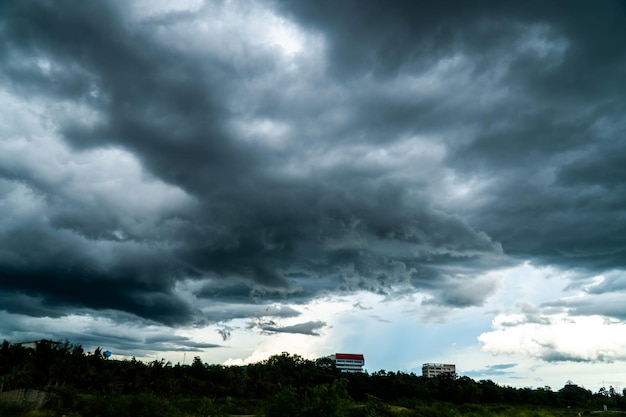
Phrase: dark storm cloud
[
  {"left": 444, "top": 3, "right": 626, "bottom": 271},
  {"left": 74, "top": 333, "right": 222, "bottom": 355},
  {"left": 195, "top": 278, "right": 336, "bottom": 306},
  {"left": 66, "top": 333, "right": 221, "bottom": 354},
  {"left": 0, "top": 310, "right": 219, "bottom": 356},
  {"left": 202, "top": 304, "right": 302, "bottom": 323},
  {"left": 0, "top": 0, "right": 625, "bottom": 337},
  {"left": 0, "top": 0, "right": 501, "bottom": 326},
  {"left": 0, "top": 224, "right": 196, "bottom": 325},
  {"left": 280, "top": 0, "right": 626, "bottom": 271}
]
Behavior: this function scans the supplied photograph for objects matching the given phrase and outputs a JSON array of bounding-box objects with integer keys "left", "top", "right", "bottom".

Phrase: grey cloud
[
  {"left": 584, "top": 273, "right": 626, "bottom": 295},
  {"left": 0, "top": 292, "right": 65, "bottom": 319},
  {"left": 142, "top": 334, "right": 222, "bottom": 352},
  {"left": 0, "top": 311, "right": 219, "bottom": 357},
  {"left": 0, "top": 0, "right": 624, "bottom": 336},
  {"left": 368, "top": 315, "right": 392, "bottom": 324},
  {"left": 216, "top": 326, "right": 234, "bottom": 342},
  {"left": 556, "top": 141, "right": 626, "bottom": 192},
  {"left": 544, "top": 292, "right": 626, "bottom": 321},
  {"left": 71, "top": 334, "right": 222, "bottom": 355},
  {"left": 255, "top": 320, "right": 327, "bottom": 336},
  {"left": 0, "top": 223, "right": 196, "bottom": 325},
  {"left": 539, "top": 351, "right": 591, "bottom": 363},
  {"left": 464, "top": 363, "right": 517, "bottom": 378},
  {"left": 277, "top": 0, "right": 626, "bottom": 273},
  {"left": 201, "top": 304, "right": 302, "bottom": 323},
  {"left": 561, "top": 269, "right": 626, "bottom": 297},
  {"left": 487, "top": 364, "right": 516, "bottom": 370},
  {"left": 423, "top": 274, "right": 501, "bottom": 308},
  {"left": 277, "top": 0, "right": 512, "bottom": 78}
]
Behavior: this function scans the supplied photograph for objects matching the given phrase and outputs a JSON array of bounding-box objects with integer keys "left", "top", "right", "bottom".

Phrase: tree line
[{"left": 1, "top": 339, "right": 625, "bottom": 417}]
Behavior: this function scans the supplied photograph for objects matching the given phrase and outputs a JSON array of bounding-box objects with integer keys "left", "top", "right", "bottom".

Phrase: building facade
[
  {"left": 16, "top": 340, "right": 60, "bottom": 350},
  {"left": 331, "top": 353, "right": 365, "bottom": 373},
  {"left": 422, "top": 363, "right": 456, "bottom": 378}
]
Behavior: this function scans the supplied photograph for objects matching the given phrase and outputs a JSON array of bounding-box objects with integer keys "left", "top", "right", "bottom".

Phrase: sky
[{"left": 1, "top": 0, "right": 625, "bottom": 392}]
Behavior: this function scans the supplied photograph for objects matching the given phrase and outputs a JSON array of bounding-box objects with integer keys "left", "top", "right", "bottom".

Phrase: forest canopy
[{"left": 0, "top": 340, "right": 624, "bottom": 417}]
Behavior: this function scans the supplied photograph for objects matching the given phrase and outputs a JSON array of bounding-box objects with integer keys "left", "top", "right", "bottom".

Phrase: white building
[
  {"left": 331, "top": 353, "right": 365, "bottom": 373},
  {"left": 16, "top": 340, "right": 60, "bottom": 350},
  {"left": 422, "top": 363, "right": 456, "bottom": 378}
]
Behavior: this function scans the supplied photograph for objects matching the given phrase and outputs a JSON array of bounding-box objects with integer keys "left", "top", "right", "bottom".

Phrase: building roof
[
  {"left": 422, "top": 363, "right": 455, "bottom": 367},
  {"left": 335, "top": 353, "right": 364, "bottom": 360}
]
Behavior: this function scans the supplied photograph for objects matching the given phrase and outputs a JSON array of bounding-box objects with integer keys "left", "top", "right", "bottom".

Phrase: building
[
  {"left": 422, "top": 363, "right": 456, "bottom": 378},
  {"left": 16, "top": 340, "right": 60, "bottom": 350},
  {"left": 331, "top": 353, "right": 365, "bottom": 373}
]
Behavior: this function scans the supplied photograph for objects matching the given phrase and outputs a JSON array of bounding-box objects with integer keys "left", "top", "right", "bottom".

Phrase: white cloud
[
  {"left": 479, "top": 312, "right": 626, "bottom": 362},
  {"left": 130, "top": 0, "right": 324, "bottom": 69},
  {"left": 126, "top": 0, "right": 204, "bottom": 20},
  {"left": 477, "top": 264, "right": 626, "bottom": 363}
]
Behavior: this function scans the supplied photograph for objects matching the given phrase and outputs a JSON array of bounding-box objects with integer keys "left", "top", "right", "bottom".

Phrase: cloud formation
[
  {"left": 464, "top": 363, "right": 518, "bottom": 379},
  {"left": 255, "top": 320, "right": 327, "bottom": 336},
  {"left": 479, "top": 309, "right": 626, "bottom": 362},
  {"left": 0, "top": 0, "right": 625, "bottom": 370}
]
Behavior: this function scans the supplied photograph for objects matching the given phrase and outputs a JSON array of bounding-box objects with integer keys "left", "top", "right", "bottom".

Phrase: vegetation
[{"left": 1, "top": 339, "right": 625, "bottom": 416}]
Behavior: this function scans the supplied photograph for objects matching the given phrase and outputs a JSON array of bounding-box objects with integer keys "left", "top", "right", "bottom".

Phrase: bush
[
  {"left": 348, "top": 396, "right": 394, "bottom": 417},
  {"left": 55, "top": 393, "right": 181, "bottom": 417},
  {"left": 0, "top": 402, "right": 30, "bottom": 417}
]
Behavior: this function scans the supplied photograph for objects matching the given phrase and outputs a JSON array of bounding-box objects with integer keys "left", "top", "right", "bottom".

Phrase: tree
[{"left": 559, "top": 382, "right": 592, "bottom": 407}]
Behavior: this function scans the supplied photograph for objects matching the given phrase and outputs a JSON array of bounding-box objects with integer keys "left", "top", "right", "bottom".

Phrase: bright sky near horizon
[{"left": 1, "top": 0, "right": 625, "bottom": 393}]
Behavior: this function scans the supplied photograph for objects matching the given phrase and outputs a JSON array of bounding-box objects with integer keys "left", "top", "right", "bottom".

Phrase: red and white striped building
[{"left": 330, "top": 353, "right": 365, "bottom": 373}]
